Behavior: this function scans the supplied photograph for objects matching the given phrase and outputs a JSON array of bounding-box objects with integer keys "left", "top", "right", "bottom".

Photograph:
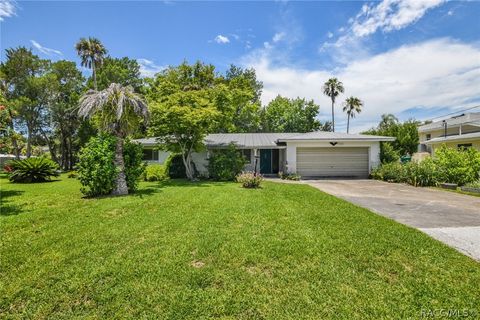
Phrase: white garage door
[{"left": 296, "top": 147, "right": 369, "bottom": 178}]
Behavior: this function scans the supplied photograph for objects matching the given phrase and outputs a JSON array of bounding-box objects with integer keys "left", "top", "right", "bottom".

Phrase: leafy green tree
[
  {"left": 323, "top": 78, "right": 344, "bottom": 132},
  {"left": 147, "top": 62, "right": 227, "bottom": 180},
  {"left": 78, "top": 83, "right": 149, "bottom": 195},
  {"left": 342, "top": 96, "right": 363, "bottom": 133},
  {"left": 47, "top": 60, "right": 85, "bottom": 170},
  {"left": 0, "top": 47, "right": 46, "bottom": 157},
  {"left": 148, "top": 90, "right": 221, "bottom": 180},
  {"left": 364, "top": 114, "right": 419, "bottom": 157},
  {"left": 261, "top": 95, "right": 320, "bottom": 133},
  {"left": 75, "top": 37, "right": 107, "bottom": 91},
  {"left": 93, "top": 56, "right": 143, "bottom": 92},
  {"left": 223, "top": 65, "right": 263, "bottom": 132}
]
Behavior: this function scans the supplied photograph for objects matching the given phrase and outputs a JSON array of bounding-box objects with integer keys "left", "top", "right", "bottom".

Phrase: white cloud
[
  {"left": 327, "top": 32, "right": 334, "bottom": 39},
  {"left": 321, "top": 0, "right": 446, "bottom": 63},
  {"left": 351, "top": 0, "right": 445, "bottom": 37},
  {"left": 214, "top": 35, "right": 230, "bottom": 44},
  {"left": 0, "top": 0, "right": 16, "bottom": 21},
  {"left": 273, "top": 32, "right": 286, "bottom": 43},
  {"left": 137, "top": 58, "right": 164, "bottom": 78},
  {"left": 30, "top": 40, "right": 62, "bottom": 56},
  {"left": 243, "top": 38, "right": 480, "bottom": 132}
]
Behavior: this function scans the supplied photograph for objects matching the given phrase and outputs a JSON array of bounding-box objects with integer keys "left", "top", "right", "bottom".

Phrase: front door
[{"left": 260, "top": 149, "right": 272, "bottom": 174}]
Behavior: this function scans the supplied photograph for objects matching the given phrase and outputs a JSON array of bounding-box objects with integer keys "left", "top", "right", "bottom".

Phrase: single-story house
[{"left": 136, "top": 132, "right": 395, "bottom": 178}]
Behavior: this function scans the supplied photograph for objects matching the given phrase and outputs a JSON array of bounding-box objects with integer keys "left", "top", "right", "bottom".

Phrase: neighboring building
[
  {"left": 418, "top": 112, "right": 480, "bottom": 154},
  {"left": 136, "top": 132, "right": 394, "bottom": 178}
]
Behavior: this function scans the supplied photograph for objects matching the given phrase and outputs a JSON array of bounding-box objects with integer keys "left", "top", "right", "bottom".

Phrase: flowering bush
[
  {"left": 236, "top": 171, "right": 263, "bottom": 188},
  {"left": 3, "top": 163, "right": 13, "bottom": 173}
]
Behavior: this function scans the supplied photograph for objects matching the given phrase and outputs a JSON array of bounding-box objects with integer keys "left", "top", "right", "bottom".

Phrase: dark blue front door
[{"left": 260, "top": 149, "right": 272, "bottom": 174}]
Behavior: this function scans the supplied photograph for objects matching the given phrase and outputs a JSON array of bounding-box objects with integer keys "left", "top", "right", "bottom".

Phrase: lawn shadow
[
  {"left": 0, "top": 189, "right": 25, "bottom": 216},
  {"left": 163, "top": 179, "right": 232, "bottom": 188}
]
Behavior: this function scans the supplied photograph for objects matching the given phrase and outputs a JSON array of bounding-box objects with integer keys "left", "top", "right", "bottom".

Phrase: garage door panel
[{"left": 296, "top": 147, "right": 369, "bottom": 177}]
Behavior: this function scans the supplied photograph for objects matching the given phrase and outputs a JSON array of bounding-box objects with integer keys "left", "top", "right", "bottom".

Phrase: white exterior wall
[{"left": 285, "top": 141, "right": 381, "bottom": 174}]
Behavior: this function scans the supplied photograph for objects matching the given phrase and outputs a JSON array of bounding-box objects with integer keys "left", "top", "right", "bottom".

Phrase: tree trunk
[
  {"left": 331, "top": 99, "right": 335, "bottom": 132},
  {"left": 111, "top": 138, "right": 129, "bottom": 196},
  {"left": 40, "top": 128, "right": 58, "bottom": 164},
  {"left": 92, "top": 60, "right": 97, "bottom": 91},
  {"left": 347, "top": 115, "right": 350, "bottom": 134},
  {"left": 182, "top": 152, "right": 195, "bottom": 181},
  {"left": 7, "top": 109, "right": 21, "bottom": 159},
  {"left": 26, "top": 124, "right": 33, "bottom": 158},
  {"left": 67, "top": 136, "right": 74, "bottom": 170}
]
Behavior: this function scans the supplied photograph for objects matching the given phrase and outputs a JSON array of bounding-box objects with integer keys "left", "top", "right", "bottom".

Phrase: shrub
[
  {"left": 208, "top": 144, "right": 247, "bottom": 181},
  {"left": 236, "top": 171, "right": 263, "bottom": 188},
  {"left": 8, "top": 157, "right": 59, "bottom": 183},
  {"left": 380, "top": 142, "right": 400, "bottom": 164},
  {"left": 371, "top": 162, "right": 406, "bottom": 183},
  {"left": 279, "top": 171, "right": 301, "bottom": 181},
  {"left": 144, "top": 164, "right": 168, "bottom": 182},
  {"left": 434, "top": 146, "right": 480, "bottom": 186},
  {"left": 165, "top": 154, "right": 197, "bottom": 179},
  {"left": 372, "top": 146, "right": 480, "bottom": 187},
  {"left": 77, "top": 135, "right": 117, "bottom": 197},
  {"left": 77, "top": 135, "right": 145, "bottom": 197},
  {"left": 465, "top": 180, "right": 480, "bottom": 188},
  {"left": 404, "top": 158, "right": 439, "bottom": 187},
  {"left": 123, "top": 140, "right": 145, "bottom": 191}
]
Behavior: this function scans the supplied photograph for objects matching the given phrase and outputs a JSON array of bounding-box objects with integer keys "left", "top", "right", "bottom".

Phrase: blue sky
[{"left": 1, "top": 0, "right": 480, "bottom": 132}]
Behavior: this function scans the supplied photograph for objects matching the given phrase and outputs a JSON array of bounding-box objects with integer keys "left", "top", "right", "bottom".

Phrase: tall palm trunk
[
  {"left": 112, "top": 137, "right": 128, "bottom": 195},
  {"left": 331, "top": 98, "right": 335, "bottom": 132},
  {"left": 346, "top": 113, "right": 350, "bottom": 134},
  {"left": 92, "top": 59, "right": 97, "bottom": 91}
]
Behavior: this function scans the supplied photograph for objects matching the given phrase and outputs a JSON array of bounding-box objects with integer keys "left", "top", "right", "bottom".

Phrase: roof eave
[{"left": 277, "top": 137, "right": 395, "bottom": 143}]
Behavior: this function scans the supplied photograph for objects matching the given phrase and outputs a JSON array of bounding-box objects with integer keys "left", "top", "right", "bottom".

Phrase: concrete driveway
[{"left": 305, "top": 179, "right": 480, "bottom": 261}]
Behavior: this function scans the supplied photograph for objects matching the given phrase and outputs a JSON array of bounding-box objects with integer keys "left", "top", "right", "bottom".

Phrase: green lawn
[{"left": 1, "top": 174, "right": 479, "bottom": 319}]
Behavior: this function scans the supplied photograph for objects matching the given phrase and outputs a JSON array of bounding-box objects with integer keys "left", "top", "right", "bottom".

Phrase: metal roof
[
  {"left": 204, "top": 133, "right": 298, "bottom": 148},
  {"left": 418, "top": 112, "right": 480, "bottom": 132},
  {"left": 424, "top": 131, "right": 480, "bottom": 144},
  {"left": 136, "top": 132, "right": 394, "bottom": 148},
  {"left": 134, "top": 137, "right": 158, "bottom": 146},
  {"left": 277, "top": 131, "right": 395, "bottom": 142}
]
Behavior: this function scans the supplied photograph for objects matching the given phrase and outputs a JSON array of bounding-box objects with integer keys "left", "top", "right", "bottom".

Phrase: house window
[
  {"left": 241, "top": 149, "right": 252, "bottom": 162},
  {"left": 143, "top": 149, "right": 159, "bottom": 161},
  {"left": 426, "top": 134, "right": 431, "bottom": 141},
  {"left": 458, "top": 143, "right": 472, "bottom": 150}
]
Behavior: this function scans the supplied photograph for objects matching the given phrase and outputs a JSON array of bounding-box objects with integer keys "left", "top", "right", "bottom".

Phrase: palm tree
[
  {"left": 75, "top": 37, "right": 107, "bottom": 91},
  {"left": 343, "top": 96, "right": 363, "bottom": 133},
  {"left": 78, "top": 83, "right": 149, "bottom": 195},
  {"left": 322, "top": 78, "right": 344, "bottom": 132}
]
